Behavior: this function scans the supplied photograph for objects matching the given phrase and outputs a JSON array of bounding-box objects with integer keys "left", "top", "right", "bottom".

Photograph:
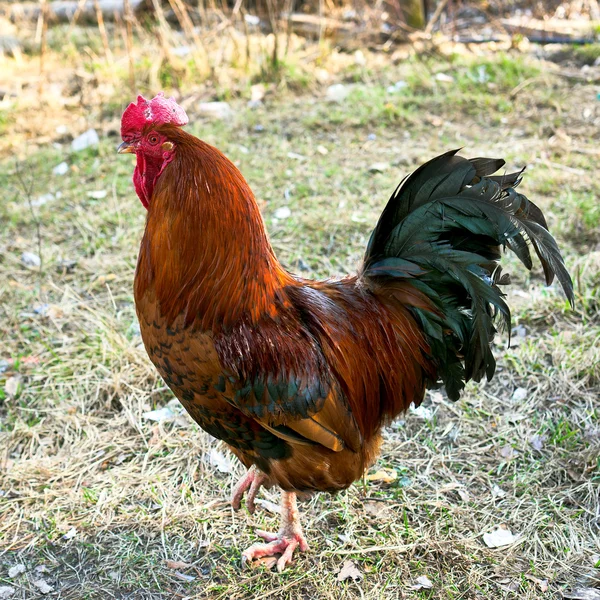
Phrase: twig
[
  {"left": 94, "top": 0, "right": 114, "bottom": 63},
  {"left": 123, "top": 0, "right": 136, "bottom": 94},
  {"left": 66, "top": 0, "right": 88, "bottom": 37},
  {"left": 151, "top": 0, "right": 174, "bottom": 60},
  {"left": 265, "top": 0, "right": 279, "bottom": 72},
  {"left": 38, "top": 0, "right": 49, "bottom": 96},
  {"left": 424, "top": 0, "right": 449, "bottom": 35},
  {"left": 15, "top": 159, "right": 44, "bottom": 297},
  {"left": 284, "top": 0, "right": 294, "bottom": 57}
]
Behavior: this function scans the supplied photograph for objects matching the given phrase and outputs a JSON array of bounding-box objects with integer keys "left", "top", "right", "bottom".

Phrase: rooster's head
[{"left": 118, "top": 93, "right": 188, "bottom": 208}]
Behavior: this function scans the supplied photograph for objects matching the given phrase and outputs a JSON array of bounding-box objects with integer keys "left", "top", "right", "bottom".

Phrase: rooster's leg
[
  {"left": 242, "top": 490, "right": 309, "bottom": 572},
  {"left": 231, "top": 465, "right": 266, "bottom": 514}
]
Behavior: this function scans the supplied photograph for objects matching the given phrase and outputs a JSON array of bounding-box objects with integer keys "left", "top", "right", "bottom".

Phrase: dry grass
[{"left": 1, "top": 25, "right": 599, "bottom": 599}]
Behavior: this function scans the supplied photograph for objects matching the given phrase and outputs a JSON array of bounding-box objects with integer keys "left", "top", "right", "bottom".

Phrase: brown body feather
[{"left": 134, "top": 126, "right": 434, "bottom": 492}]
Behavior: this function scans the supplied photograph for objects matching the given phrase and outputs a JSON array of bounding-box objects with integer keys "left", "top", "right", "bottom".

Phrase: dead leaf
[
  {"left": 32, "top": 579, "right": 53, "bottom": 594},
  {"left": 254, "top": 499, "right": 280, "bottom": 514},
  {"left": 148, "top": 425, "right": 162, "bottom": 447},
  {"left": 62, "top": 527, "right": 77, "bottom": 540},
  {"left": 365, "top": 468, "right": 397, "bottom": 484},
  {"left": 499, "top": 445, "right": 518, "bottom": 459},
  {"left": 249, "top": 556, "right": 278, "bottom": 570},
  {"left": 7, "top": 565, "right": 25, "bottom": 578},
  {"left": 562, "top": 589, "right": 600, "bottom": 600},
  {"left": 499, "top": 579, "right": 521, "bottom": 592},
  {"left": 173, "top": 571, "right": 195, "bottom": 582},
  {"left": 363, "top": 500, "right": 389, "bottom": 517},
  {"left": 491, "top": 484, "right": 507, "bottom": 499},
  {"left": 411, "top": 575, "right": 433, "bottom": 590},
  {"left": 4, "top": 376, "right": 21, "bottom": 398},
  {"left": 208, "top": 449, "right": 233, "bottom": 473},
  {"left": 483, "top": 525, "right": 518, "bottom": 548},
  {"left": 337, "top": 560, "right": 363, "bottom": 583},
  {"left": 524, "top": 574, "right": 548, "bottom": 592},
  {"left": 95, "top": 274, "right": 116, "bottom": 285},
  {"left": 529, "top": 434, "right": 546, "bottom": 451},
  {"left": 166, "top": 560, "right": 192, "bottom": 570}
]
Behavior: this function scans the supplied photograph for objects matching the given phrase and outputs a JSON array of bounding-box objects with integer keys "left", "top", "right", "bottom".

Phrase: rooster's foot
[
  {"left": 231, "top": 465, "right": 267, "bottom": 515},
  {"left": 242, "top": 491, "right": 309, "bottom": 572}
]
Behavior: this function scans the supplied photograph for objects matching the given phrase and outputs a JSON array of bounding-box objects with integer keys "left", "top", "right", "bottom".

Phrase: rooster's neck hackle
[{"left": 135, "top": 129, "right": 292, "bottom": 330}]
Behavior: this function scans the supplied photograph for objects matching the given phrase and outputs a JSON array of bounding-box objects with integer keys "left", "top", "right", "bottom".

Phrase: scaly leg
[
  {"left": 231, "top": 465, "right": 267, "bottom": 514},
  {"left": 242, "top": 490, "right": 309, "bottom": 572}
]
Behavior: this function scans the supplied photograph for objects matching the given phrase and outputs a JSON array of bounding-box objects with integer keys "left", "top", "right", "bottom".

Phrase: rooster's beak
[{"left": 117, "top": 141, "right": 135, "bottom": 154}]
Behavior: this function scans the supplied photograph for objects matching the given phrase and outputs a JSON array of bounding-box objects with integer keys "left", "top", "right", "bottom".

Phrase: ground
[{"left": 0, "top": 31, "right": 599, "bottom": 600}]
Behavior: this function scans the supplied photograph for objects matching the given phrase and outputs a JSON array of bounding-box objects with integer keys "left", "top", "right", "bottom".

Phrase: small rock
[
  {"left": 386, "top": 80, "right": 408, "bottom": 93},
  {"left": 244, "top": 14, "right": 260, "bottom": 25},
  {"left": 483, "top": 525, "right": 518, "bottom": 548},
  {"left": 142, "top": 399, "right": 184, "bottom": 423},
  {"left": 21, "top": 252, "right": 41, "bottom": 268},
  {"left": 7, "top": 565, "right": 25, "bottom": 578},
  {"left": 499, "top": 445, "right": 518, "bottom": 460},
  {"left": 197, "top": 102, "right": 233, "bottom": 120},
  {"left": 337, "top": 560, "right": 362, "bottom": 582},
  {"left": 491, "top": 484, "right": 507, "bottom": 498},
  {"left": 367, "top": 133, "right": 377, "bottom": 141},
  {"left": 274, "top": 207, "right": 291, "bottom": 219},
  {"left": 32, "top": 579, "right": 53, "bottom": 594},
  {"left": 287, "top": 152, "right": 305, "bottom": 161},
  {"left": 250, "top": 84, "right": 265, "bottom": 103},
  {"left": 326, "top": 84, "right": 349, "bottom": 102},
  {"left": 52, "top": 162, "right": 69, "bottom": 176},
  {"left": 412, "top": 575, "right": 433, "bottom": 590},
  {"left": 315, "top": 68, "right": 330, "bottom": 83},
  {"left": 253, "top": 124, "right": 265, "bottom": 133},
  {"left": 87, "top": 190, "right": 107, "bottom": 199},
  {"left": 563, "top": 588, "right": 600, "bottom": 600},
  {"left": 5, "top": 376, "right": 22, "bottom": 398},
  {"left": 354, "top": 50, "right": 366, "bottom": 66},
  {"left": 31, "top": 193, "right": 55, "bottom": 207},
  {"left": 55, "top": 125, "right": 68, "bottom": 135},
  {"left": 63, "top": 527, "right": 77, "bottom": 540},
  {"left": 511, "top": 387, "right": 527, "bottom": 402},
  {"left": 410, "top": 403, "right": 433, "bottom": 420},
  {"left": 295, "top": 258, "right": 311, "bottom": 271},
  {"left": 71, "top": 128, "right": 99, "bottom": 151},
  {"left": 529, "top": 434, "right": 546, "bottom": 451},
  {"left": 368, "top": 162, "right": 388, "bottom": 173},
  {"left": 56, "top": 259, "right": 77, "bottom": 273},
  {"left": 435, "top": 73, "right": 454, "bottom": 83},
  {"left": 171, "top": 46, "right": 191, "bottom": 56},
  {"left": 0, "top": 587, "right": 15, "bottom": 599},
  {"left": 316, "top": 145, "right": 328, "bottom": 155}
]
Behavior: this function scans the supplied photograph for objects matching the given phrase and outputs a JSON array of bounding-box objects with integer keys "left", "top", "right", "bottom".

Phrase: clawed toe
[
  {"left": 231, "top": 465, "right": 267, "bottom": 514},
  {"left": 240, "top": 490, "right": 309, "bottom": 572},
  {"left": 242, "top": 534, "right": 308, "bottom": 572}
]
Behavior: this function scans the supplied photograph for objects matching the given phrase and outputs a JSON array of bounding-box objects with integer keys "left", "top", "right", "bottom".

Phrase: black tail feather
[{"left": 362, "top": 150, "right": 574, "bottom": 401}]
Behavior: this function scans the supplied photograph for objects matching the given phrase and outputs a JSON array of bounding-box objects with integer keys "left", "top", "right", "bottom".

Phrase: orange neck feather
[{"left": 134, "top": 128, "right": 293, "bottom": 330}]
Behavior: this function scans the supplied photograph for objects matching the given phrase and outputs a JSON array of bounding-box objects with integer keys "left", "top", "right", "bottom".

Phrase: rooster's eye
[{"left": 148, "top": 134, "right": 159, "bottom": 145}]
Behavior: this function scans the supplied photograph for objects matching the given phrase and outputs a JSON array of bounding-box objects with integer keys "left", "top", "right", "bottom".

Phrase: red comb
[{"left": 121, "top": 93, "right": 188, "bottom": 138}]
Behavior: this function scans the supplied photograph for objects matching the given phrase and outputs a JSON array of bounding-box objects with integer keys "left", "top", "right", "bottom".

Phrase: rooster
[{"left": 118, "top": 93, "right": 573, "bottom": 571}]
